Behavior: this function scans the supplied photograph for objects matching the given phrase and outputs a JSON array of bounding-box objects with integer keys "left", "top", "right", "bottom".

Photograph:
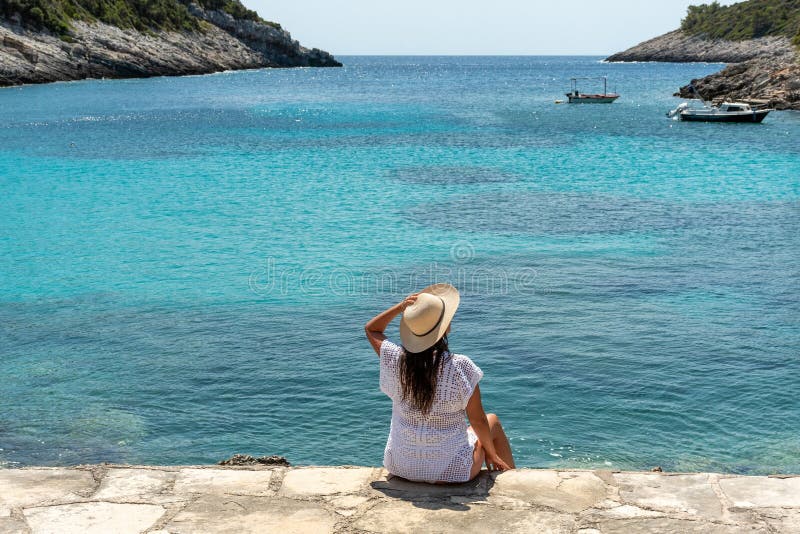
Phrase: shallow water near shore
[{"left": 1, "top": 56, "right": 799, "bottom": 473}]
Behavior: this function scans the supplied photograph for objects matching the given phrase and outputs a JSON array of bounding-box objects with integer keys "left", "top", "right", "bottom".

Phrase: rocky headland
[
  {"left": 606, "top": 30, "right": 794, "bottom": 63},
  {"left": 606, "top": 2, "right": 800, "bottom": 111},
  {"left": 0, "top": 2, "right": 340, "bottom": 87}
]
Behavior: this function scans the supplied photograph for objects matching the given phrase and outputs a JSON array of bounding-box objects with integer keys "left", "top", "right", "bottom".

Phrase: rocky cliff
[
  {"left": 676, "top": 56, "right": 800, "bottom": 110},
  {"left": 607, "top": 30, "right": 799, "bottom": 111},
  {"left": 0, "top": 3, "right": 340, "bottom": 87},
  {"left": 605, "top": 30, "right": 794, "bottom": 63}
]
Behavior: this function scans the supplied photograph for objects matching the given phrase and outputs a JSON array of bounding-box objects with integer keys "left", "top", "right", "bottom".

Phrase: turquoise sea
[{"left": 1, "top": 56, "right": 799, "bottom": 473}]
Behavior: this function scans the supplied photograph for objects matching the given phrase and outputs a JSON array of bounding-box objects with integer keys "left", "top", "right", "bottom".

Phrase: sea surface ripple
[{"left": 1, "top": 56, "right": 798, "bottom": 473}]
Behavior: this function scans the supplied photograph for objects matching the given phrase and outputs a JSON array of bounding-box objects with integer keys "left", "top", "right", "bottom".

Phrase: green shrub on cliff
[
  {"left": 681, "top": 0, "right": 800, "bottom": 45},
  {"left": 189, "top": 0, "right": 280, "bottom": 28},
  {"left": 1, "top": 0, "right": 280, "bottom": 36},
  {"left": 2, "top": 0, "right": 70, "bottom": 34},
  {"left": 1, "top": 0, "right": 199, "bottom": 33}
]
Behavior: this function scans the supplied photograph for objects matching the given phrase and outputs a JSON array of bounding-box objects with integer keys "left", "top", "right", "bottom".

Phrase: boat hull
[
  {"left": 566, "top": 94, "right": 619, "bottom": 104},
  {"left": 679, "top": 110, "right": 770, "bottom": 123}
]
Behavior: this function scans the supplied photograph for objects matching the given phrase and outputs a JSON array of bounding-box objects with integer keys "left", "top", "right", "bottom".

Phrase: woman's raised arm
[{"left": 364, "top": 294, "right": 418, "bottom": 355}]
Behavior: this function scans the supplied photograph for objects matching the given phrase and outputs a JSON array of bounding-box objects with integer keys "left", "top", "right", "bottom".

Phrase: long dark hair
[{"left": 399, "top": 334, "right": 449, "bottom": 415}]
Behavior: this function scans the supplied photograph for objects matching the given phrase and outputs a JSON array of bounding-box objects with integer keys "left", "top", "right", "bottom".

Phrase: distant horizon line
[{"left": 332, "top": 53, "right": 615, "bottom": 57}]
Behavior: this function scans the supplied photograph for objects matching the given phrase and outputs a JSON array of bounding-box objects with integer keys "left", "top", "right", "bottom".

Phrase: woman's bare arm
[
  {"left": 364, "top": 294, "right": 418, "bottom": 355},
  {"left": 466, "top": 384, "right": 511, "bottom": 471}
]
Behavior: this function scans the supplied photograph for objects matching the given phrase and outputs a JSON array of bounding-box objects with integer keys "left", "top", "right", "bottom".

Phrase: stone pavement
[{"left": 1, "top": 465, "right": 799, "bottom": 533}]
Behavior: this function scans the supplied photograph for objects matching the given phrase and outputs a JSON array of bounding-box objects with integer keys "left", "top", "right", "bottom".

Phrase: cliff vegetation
[
  {"left": 1, "top": 0, "right": 278, "bottom": 38},
  {"left": 607, "top": 0, "right": 799, "bottom": 109},
  {"left": 681, "top": 0, "right": 800, "bottom": 45}
]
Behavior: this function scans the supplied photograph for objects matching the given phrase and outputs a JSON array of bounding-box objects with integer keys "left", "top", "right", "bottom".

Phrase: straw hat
[{"left": 400, "top": 283, "right": 460, "bottom": 353}]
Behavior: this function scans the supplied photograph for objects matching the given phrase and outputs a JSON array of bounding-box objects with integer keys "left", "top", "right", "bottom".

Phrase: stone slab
[
  {"left": 756, "top": 508, "right": 800, "bottom": 534},
  {"left": 1, "top": 465, "right": 796, "bottom": 533},
  {"left": 173, "top": 468, "right": 272, "bottom": 496},
  {"left": 584, "top": 504, "right": 664, "bottom": 520},
  {"left": 592, "top": 517, "right": 756, "bottom": 533},
  {"left": 354, "top": 499, "right": 575, "bottom": 534},
  {"left": 614, "top": 473, "right": 723, "bottom": 520},
  {"left": 490, "top": 470, "right": 607, "bottom": 513},
  {"left": 719, "top": 476, "right": 800, "bottom": 508},
  {"left": 93, "top": 468, "right": 172, "bottom": 501},
  {"left": 165, "top": 495, "right": 337, "bottom": 534},
  {"left": 0, "top": 469, "right": 95, "bottom": 512},
  {"left": 327, "top": 494, "right": 369, "bottom": 516},
  {"left": 279, "top": 467, "right": 372, "bottom": 497},
  {"left": 24, "top": 502, "right": 164, "bottom": 534},
  {"left": 0, "top": 515, "right": 30, "bottom": 534}
]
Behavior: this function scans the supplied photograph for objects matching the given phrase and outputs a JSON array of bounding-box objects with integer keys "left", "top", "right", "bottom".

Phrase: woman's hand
[
  {"left": 365, "top": 293, "right": 420, "bottom": 355},
  {"left": 400, "top": 293, "right": 419, "bottom": 311},
  {"left": 485, "top": 453, "right": 512, "bottom": 472}
]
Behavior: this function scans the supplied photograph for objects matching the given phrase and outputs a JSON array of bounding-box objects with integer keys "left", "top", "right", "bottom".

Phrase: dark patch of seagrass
[{"left": 218, "top": 454, "right": 290, "bottom": 466}]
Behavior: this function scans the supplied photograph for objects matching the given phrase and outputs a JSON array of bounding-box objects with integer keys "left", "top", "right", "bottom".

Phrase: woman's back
[
  {"left": 365, "top": 285, "right": 515, "bottom": 483},
  {"left": 379, "top": 339, "right": 482, "bottom": 483}
]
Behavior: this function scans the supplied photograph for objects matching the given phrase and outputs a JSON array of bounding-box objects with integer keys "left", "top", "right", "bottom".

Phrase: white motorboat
[{"left": 667, "top": 101, "right": 771, "bottom": 123}]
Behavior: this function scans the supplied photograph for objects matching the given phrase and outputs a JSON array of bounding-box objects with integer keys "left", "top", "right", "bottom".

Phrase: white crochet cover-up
[{"left": 379, "top": 339, "right": 483, "bottom": 483}]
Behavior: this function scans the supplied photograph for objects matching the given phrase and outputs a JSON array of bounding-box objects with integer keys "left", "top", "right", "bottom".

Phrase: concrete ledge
[{"left": 0, "top": 465, "right": 797, "bottom": 533}]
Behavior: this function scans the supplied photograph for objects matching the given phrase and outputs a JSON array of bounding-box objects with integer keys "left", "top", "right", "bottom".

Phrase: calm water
[{"left": 1, "top": 56, "right": 799, "bottom": 473}]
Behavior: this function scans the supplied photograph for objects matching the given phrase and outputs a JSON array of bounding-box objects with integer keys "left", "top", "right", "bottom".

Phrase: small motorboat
[
  {"left": 667, "top": 101, "right": 771, "bottom": 123},
  {"left": 566, "top": 76, "right": 619, "bottom": 104}
]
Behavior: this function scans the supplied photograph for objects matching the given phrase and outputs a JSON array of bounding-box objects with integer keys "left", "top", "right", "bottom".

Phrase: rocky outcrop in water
[
  {"left": 677, "top": 56, "right": 800, "bottom": 110},
  {"left": 186, "top": 5, "right": 336, "bottom": 69},
  {"left": 607, "top": 30, "right": 800, "bottom": 111},
  {"left": 0, "top": 3, "right": 340, "bottom": 87}
]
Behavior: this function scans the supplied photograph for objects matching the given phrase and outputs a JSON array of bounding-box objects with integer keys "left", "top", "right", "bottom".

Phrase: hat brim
[{"left": 399, "top": 283, "right": 460, "bottom": 353}]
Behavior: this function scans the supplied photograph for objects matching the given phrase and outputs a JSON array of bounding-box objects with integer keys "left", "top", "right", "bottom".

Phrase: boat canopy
[{"left": 570, "top": 76, "right": 614, "bottom": 95}]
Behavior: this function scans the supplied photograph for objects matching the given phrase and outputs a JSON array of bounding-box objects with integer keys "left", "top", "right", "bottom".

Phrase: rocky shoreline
[
  {"left": 607, "top": 30, "right": 800, "bottom": 111},
  {"left": 0, "top": 3, "right": 340, "bottom": 87},
  {"left": 677, "top": 56, "right": 800, "bottom": 111},
  {"left": 1, "top": 464, "right": 799, "bottom": 533}
]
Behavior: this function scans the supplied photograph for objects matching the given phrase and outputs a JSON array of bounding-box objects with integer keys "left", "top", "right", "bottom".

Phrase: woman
[{"left": 365, "top": 283, "right": 515, "bottom": 484}]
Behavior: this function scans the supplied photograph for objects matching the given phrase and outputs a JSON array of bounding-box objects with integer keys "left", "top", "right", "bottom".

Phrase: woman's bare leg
[{"left": 486, "top": 413, "right": 515, "bottom": 468}]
